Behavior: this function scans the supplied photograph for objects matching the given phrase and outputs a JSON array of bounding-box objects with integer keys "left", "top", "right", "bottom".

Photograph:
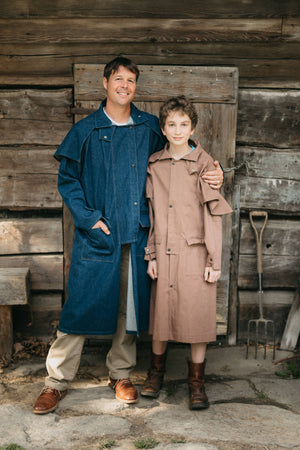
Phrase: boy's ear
[{"left": 161, "top": 128, "right": 166, "bottom": 136}]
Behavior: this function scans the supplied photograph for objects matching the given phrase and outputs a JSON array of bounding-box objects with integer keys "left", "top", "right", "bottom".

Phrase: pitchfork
[{"left": 246, "top": 211, "right": 275, "bottom": 360}]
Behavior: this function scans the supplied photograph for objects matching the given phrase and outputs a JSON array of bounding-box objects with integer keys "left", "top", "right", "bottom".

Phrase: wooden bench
[{"left": 0, "top": 267, "right": 30, "bottom": 363}]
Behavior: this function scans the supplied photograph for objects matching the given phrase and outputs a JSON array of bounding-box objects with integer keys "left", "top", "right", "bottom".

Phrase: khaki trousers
[{"left": 45, "top": 245, "right": 136, "bottom": 391}]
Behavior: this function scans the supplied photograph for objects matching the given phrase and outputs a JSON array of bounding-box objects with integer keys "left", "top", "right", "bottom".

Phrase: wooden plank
[
  {"left": 237, "top": 89, "right": 300, "bottom": 148},
  {"left": 227, "top": 185, "right": 241, "bottom": 345},
  {"left": 236, "top": 147, "right": 299, "bottom": 181},
  {"left": 0, "top": 89, "right": 72, "bottom": 120},
  {"left": 0, "top": 255, "right": 63, "bottom": 290},
  {"left": 13, "top": 293, "right": 62, "bottom": 338},
  {"left": 1, "top": 0, "right": 299, "bottom": 18},
  {"left": 282, "top": 17, "right": 300, "bottom": 41},
  {"left": 0, "top": 174, "right": 62, "bottom": 209},
  {"left": 238, "top": 289, "right": 295, "bottom": 343},
  {"left": 0, "top": 268, "right": 30, "bottom": 305},
  {"left": 240, "top": 219, "right": 300, "bottom": 257},
  {"left": 238, "top": 255, "right": 299, "bottom": 288},
  {"left": 0, "top": 148, "right": 59, "bottom": 175},
  {"left": 0, "top": 19, "right": 283, "bottom": 45},
  {"left": 280, "top": 285, "right": 300, "bottom": 350},
  {"left": 75, "top": 64, "right": 238, "bottom": 103},
  {"left": 0, "top": 89, "right": 72, "bottom": 145},
  {"left": 236, "top": 176, "right": 300, "bottom": 214},
  {"left": 0, "top": 305, "right": 13, "bottom": 361},
  {"left": 0, "top": 218, "right": 63, "bottom": 254},
  {"left": 1, "top": 43, "right": 299, "bottom": 88}
]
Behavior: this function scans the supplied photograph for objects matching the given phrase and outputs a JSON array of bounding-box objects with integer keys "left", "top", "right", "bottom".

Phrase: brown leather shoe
[
  {"left": 188, "top": 360, "right": 209, "bottom": 410},
  {"left": 108, "top": 377, "right": 138, "bottom": 404},
  {"left": 33, "top": 387, "right": 67, "bottom": 414},
  {"left": 141, "top": 351, "right": 167, "bottom": 398}
]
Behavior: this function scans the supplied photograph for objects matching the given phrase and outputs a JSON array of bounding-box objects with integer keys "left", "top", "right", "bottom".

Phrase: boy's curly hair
[{"left": 159, "top": 95, "right": 198, "bottom": 129}]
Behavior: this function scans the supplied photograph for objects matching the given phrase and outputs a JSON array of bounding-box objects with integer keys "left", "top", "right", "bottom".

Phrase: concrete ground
[{"left": 0, "top": 342, "right": 299, "bottom": 450}]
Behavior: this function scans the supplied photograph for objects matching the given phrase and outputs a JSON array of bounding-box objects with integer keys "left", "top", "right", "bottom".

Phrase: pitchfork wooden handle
[{"left": 249, "top": 211, "right": 268, "bottom": 277}]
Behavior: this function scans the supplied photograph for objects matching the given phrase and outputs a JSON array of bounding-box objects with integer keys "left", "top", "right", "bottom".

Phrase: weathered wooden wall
[{"left": 0, "top": 0, "right": 299, "bottom": 344}]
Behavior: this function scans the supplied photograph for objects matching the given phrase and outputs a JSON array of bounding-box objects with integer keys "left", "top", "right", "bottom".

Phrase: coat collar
[
  {"left": 94, "top": 100, "right": 148, "bottom": 128},
  {"left": 150, "top": 140, "right": 204, "bottom": 162}
]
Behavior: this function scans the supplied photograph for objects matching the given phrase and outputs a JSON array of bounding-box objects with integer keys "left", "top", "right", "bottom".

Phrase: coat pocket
[
  {"left": 184, "top": 237, "right": 205, "bottom": 277},
  {"left": 81, "top": 227, "right": 115, "bottom": 262}
]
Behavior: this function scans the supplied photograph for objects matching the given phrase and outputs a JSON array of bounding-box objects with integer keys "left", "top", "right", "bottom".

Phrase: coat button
[
  {"left": 168, "top": 248, "right": 171, "bottom": 252},
  {"left": 131, "top": 164, "right": 135, "bottom": 167},
  {"left": 169, "top": 204, "right": 172, "bottom": 208},
  {"left": 146, "top": 248, "right": 150, "bottom": 252},
  {"left": 170, "top": 284, "right": 173, "bottom": 288},
  {"left": 134, "top": 202, "right": 138, "bottom": 206}
]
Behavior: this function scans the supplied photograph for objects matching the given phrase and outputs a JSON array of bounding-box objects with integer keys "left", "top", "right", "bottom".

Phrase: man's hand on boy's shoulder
[{"left": 201, "top": 161, "right": 223, "bottom": 190}]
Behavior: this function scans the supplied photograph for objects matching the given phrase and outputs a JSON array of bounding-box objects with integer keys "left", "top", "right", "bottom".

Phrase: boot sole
[
  {"left": 33, "top": 404, "right": 58, "bottom": 414},
  {"left": 141, "top": 390, "right": 160, "bottom": 398},
  {"left": 189, "top": 402, "right": 210, "bottom": 410}
]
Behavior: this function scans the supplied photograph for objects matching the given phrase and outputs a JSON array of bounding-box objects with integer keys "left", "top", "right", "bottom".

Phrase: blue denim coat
[{"left": 54, "top": 101, "right": 164, "bottom": 335}]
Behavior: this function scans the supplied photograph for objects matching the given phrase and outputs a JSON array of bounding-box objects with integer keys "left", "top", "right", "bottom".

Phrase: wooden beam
[
  {"left": 0, "top": 174, "right": 62, "bottom": 209},
  {"left": 0, "top": 18, "right": 284, "bottom": 44},
  {"left": 237, "top": 89, "right": 300, "bottom": 148},
  {"left": 0, "top": 148, "right": 59, "bottom": 175},
  {"left": 0, "top": 218, "right": 63, "bottom": 254},
  {"left": 0, "top": 268, "right": 30, "bottom": 305},
  {"left": 1, "top": 0, "right": 299, "bottom": 18},
  {"left": 238, "top": 255, "right": 299, "bottom": 288},
  {"left": 75, "top": 64, "right": 238, "bottom": 103},
  {"left": 0, "top": 255, "right": 63, "bottom": 291},
  {"left": 240, "top": 219, "right": 300, "bottom": 257}
]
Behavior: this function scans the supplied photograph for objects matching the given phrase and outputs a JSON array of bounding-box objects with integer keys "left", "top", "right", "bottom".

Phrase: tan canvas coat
[{"left": 145, "top": 142, "right": 232, "bottom": 343}]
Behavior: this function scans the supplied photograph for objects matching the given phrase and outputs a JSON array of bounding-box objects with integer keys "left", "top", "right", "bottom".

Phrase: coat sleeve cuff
[{"left": 144, "top": 245, "right": 156, "bottom": 261}]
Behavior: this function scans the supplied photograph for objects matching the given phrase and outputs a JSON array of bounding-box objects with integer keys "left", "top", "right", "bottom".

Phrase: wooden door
[{"left": 65, "top": 64, "right": 238, "bottom": 335}]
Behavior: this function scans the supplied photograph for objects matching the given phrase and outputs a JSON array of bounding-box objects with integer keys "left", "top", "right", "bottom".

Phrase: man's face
[{"left": 103, "top": 66, "right": 137, "bottom": 108}]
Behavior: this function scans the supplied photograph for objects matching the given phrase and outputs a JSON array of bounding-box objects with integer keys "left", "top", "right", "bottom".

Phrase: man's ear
[{"left": 103, "top": 77, "right": 108, "bottom": 90}]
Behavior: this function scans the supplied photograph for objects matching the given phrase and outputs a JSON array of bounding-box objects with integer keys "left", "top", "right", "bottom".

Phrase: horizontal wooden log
[
  {"left": 0, "top": 148, "right": 59, "bottom": 175},
  {"left": 235, "top": 176, "right": 300, "bottom": 214},
  {"left": 0, "top": 43, "right": 299, "bottom": 88},
  {"left": 0, "top": 89, "right": 72, "bottom": 145},
  {"left": 75, "top": 64, "right": 238, "bottom": 103},
  {"left": 0, "top": 174, "right": 62, "bottom": 209},
  {"left": 0, "top": 218, "right": 63, "bottom": 254},
  {"left": 238, "top": 255, "right": 299, "bottom": 288},
  {"left": 0, "top": 255, "right": 63, "bottom": 290},
  {"left": 0, "top": 267, "right": 30, "bottom": 305},
  {"left": 238, "top": 290, "right": 295, "bottom": 343},
  {"left": 237, "top": 89, "right": 300, "bottom": 148},
  {"left": 0, "top": 19, "right": 284, "bottom": 45},
  {"left": 0, "top": 89, "right": 72, "bottom": 120},
  {"left": 240, "top": 218, "right": 300, "bottom": 257},
  {"left": 1, "top": 0, "right": 299, "bottom": 18},
  {"left": 13, "top": 293, "right": 62, "bottom": 338},
  {"left": 235, "top": 147, "right": 299, "bottom": 181}
]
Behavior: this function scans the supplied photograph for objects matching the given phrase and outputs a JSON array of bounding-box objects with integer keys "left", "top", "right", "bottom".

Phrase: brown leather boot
[
  {"left": 188, "top": 360, "right": 209, "bottom": 410},
  {"left": 141, "top": 351, "right": 167, "bottom": 398}
]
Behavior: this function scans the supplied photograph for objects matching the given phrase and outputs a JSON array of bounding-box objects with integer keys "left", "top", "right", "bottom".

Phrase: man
[{"left": 33, "top": 57, "right": 223, "bottom": 414}]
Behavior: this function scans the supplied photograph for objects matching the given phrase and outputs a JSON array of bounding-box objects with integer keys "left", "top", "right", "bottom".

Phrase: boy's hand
[
  {"left": 204, "top": 267, "right": 221, "bottom": 283},
  {"left": 147, "top": 260, "right": 158, "bottom": 280},
  {"left": 92, "top": 220, "right": 110, "bottom": 235},
  {"left": 201, "top": 160, "right": 223, "bottom": 190}
]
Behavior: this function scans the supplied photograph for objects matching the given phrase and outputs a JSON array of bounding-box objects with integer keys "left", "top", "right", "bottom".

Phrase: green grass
[
  {"left": 134, "top": 438, "right": 159, "bottom": 449},
  {"left": 0, "top": 445, "right": 26, "bottom": 450},
  {"left": 275, "top": 358, "right": 300, "bottom": 379},
  {"left": 98, "top": 439, "right": 115, "bottom": 449}
]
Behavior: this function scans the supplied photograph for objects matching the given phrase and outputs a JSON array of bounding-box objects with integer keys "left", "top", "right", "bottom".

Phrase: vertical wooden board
[{"left": 0, "top": 305, "right": 13, "bottom": 361}]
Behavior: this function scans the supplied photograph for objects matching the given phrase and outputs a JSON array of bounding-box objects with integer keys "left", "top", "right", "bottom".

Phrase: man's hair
[
  {"left": 159, "top": 96, "right": 198, "bottom": 129},
  {"left": 103, "top": 57, "right": 140, "bottom": 82}
]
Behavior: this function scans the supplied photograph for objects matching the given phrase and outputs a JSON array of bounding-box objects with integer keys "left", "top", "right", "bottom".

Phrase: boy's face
[
  {"left": 103, "top": 65, "right": 137, "bottom": 108},
  {"left": 162, "top": 111, "right": 194, "bottom": 147}
]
